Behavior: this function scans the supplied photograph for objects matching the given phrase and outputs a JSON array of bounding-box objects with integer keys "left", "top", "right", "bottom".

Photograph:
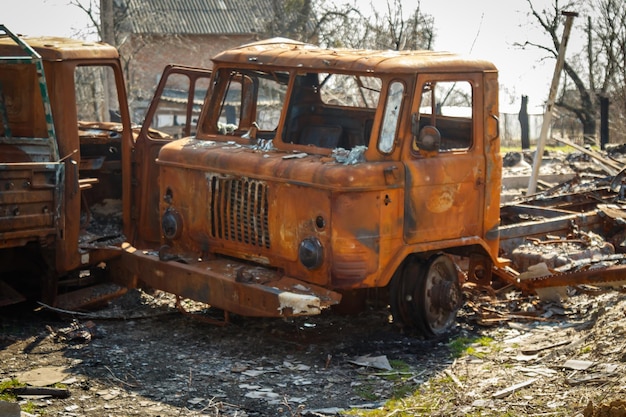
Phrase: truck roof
[
  {"left": 212, "top": 38, "right": 497, "bottom": 74},
  {"left": 0, "top": 35, "right": 119, "bottom": 61}
]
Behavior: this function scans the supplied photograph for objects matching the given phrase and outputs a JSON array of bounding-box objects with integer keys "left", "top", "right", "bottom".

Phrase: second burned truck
[{"left": 114, "top": 38, "right": 503, "bottom": 336}]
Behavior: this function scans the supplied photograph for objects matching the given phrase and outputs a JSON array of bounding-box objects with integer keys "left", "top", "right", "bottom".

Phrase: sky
[
  {"left": 354, "top": 0, "right": 586, "bottom": 112},
  {"left": 4, "top": 0, "right": 586, "bottom": 112}
]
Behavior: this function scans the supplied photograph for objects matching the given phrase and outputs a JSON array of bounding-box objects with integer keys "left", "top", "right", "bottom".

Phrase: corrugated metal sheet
[{"left": 123, "top": 0, "right": 274, "bottom": 35}]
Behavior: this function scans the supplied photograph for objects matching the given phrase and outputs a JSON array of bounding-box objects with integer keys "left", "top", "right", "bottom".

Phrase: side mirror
[
  {"left": 411, "top": 113, "right": 440, "bottom": 153},
  {"left": 415, "top": 125, "right": 441, "bottom": 153}
]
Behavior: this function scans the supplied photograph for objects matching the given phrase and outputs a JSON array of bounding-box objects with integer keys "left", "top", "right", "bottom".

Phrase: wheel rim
[
  {"left": 389, "top": 255, "right": 461, "bottom": 336},
  {"left": 419, "top": 255, "right": 461, "bottom": 336}
]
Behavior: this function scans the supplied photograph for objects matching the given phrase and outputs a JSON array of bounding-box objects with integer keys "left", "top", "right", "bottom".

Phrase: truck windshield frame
[
  {"left": 198, "top": 67, "right": 382, "bottom": 155},
  {"left": 199, "top": 68, "right": 288, "bottom": 140}
]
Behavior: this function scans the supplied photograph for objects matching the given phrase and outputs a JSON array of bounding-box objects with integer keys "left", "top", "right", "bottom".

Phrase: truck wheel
[
  {"left": 417, "top": 254, "right": 462, "bottom": 336},
  {"left": 390, "top": 254, "right": 462, "bottom": 337},
  {"left": 389, "top": 259, "right": 424, "bottom": 328}
]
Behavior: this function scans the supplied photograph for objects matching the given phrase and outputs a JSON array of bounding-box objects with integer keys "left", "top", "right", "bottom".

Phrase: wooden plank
[{"left": 492, "top": 378, "right": 537, "bottom": 399}]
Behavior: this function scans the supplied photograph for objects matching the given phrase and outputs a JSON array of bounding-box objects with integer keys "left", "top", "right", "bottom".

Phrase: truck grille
[{"left": 209, "top": 175, "right": 270, "bottom": 248}]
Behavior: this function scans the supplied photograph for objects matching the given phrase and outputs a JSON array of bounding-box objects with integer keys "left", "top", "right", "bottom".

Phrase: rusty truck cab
[
  {"left": 0, "top": 27, "right": 132, "bottom": 307},
  {"left": 125, "top": 38, "right": 502, "bottom": 335}
]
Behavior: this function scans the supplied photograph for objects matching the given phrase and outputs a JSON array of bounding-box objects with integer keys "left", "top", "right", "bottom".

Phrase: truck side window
[
  {"left": 142, "top": 73, "right": 210, "bottom": 139},
  {"left": 378, "top": 81, "right": 404, "bottom": 153},
  {"left": 74, "top": 65, "right": 124, "bottom": 168},
  {"left": 0, "top": 64, "right": 48, "bottom": 139},
  {"left": 75, "top": 66, "right": 121, "bottom": 124},
  {"left": 418, "top": 80, "right": 473, "bottom": 151}
]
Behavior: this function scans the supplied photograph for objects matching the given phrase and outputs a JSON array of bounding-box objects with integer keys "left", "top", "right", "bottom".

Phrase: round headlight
[
  {"left": 162, "top": 209, "right": 183, "bottom": 240},
  {"left": 299, "top": 237, "right": 324, "bottom": 270}
]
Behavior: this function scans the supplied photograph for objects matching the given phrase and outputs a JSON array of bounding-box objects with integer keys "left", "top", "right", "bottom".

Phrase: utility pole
[
  {"left": 100, "top": 0, "right": 115, "bottom": 46},
  {"left": 527, "top": 11, "right": 578, "bottom": 195},
  {"left": 100, "top": 0, "right": 118, "bottom": 122}
]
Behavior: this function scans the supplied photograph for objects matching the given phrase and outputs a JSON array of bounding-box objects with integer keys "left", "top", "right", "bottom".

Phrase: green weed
[{"left": 0, "top": 379, "right": 23, "bottom": 402}]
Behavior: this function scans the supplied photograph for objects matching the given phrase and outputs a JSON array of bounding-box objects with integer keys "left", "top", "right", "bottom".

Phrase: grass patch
[
  {"left": 345, "top": 373, "right": 459, "bottom": 416},
  {"left": 347, "top": 339, "right": 506, "bottom": 416},
  {"left": 384, "top": 359, "right": 411, "bottom": 382},
  {"left": 354, "top": 383, "right": 378, "bottom": 401},
  {"left": 0, "top": 379, "right": 23, "bottom": 402},
  {"left": 0, "top": 379, "right": 40, "bottom": 414},
  {"left": 20, "top": 401, "right": 39, "bottom": 414},
  {"left": 448, "top": 335, "right": 495, "bottom": 359},
  {"left": 354, "top": 360, "right": 418, "bottom": 401},
  {"left": 448, "top": 336, "right": 474, "bottom": 358},
  {"left": 385, "top": 360, "right": 417, "bottom": 399}
]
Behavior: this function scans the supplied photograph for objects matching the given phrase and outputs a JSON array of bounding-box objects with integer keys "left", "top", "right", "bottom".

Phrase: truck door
[
  {"left": 0, "top": 59, "right": 63, "bottom": 251},
  {"left": 404, "top": 76, "right": 486, "bottom": 245},
  {"left": 132, "top": 65, "right": 212, "bottom": 246}
]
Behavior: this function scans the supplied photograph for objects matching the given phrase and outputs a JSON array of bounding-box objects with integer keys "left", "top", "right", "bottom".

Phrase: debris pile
[
  {"left": 496, "top": 144, "right": 626, "bottom": 296},
  {"left": 510, "top": 230, "right": 614, "bottom": 271},
  {"left": 46, "top": 320, "right": 97, "bottom": 343}
]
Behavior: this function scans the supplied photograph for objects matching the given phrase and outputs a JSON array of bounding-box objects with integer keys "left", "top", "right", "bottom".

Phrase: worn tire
[{"left": 390, "top": 254, "right": 462, "bottom": 337}]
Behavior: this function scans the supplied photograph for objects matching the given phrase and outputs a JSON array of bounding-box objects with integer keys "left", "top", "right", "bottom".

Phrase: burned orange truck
[
  {"left": 0, "top": 31, "right": 504, "bottom": 336},
  {"left": 114, "top": 38, "right": 504, "bottom": 336}
]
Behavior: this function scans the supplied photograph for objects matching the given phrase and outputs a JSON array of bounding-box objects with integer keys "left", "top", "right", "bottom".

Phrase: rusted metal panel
[
  {"left": 493, "top": 172, "right": 626, "bottom": 294},
  {"left": 516, "top": 263, "right": 626, "bottom": 290},
  {"left": 213, "top": 38, "right": 497, "bottom": 75},
  {"left": 156, "top": 138, "right": 409, "bottom": 289},
  {"left": 208, "top": 174, "right": 271, "bottom": 248},
  {"left": 54, "top": 283, "right": 128, "bottom": 311},
  {"left": 498, "top": 207, "right": 603, "bottom": 255},
  {"left": 481, "top": 72, "right": 502, "bottom": 258},
  {"left": 404, "top": 153, "right": 485, "bottom": 243},
  {"left": 0, "top": 157, "right": 63, "bottom": 249},
  {"left": 133, "top": 65, "right": 213, "bottom": 247},
  {"left": 113, "top": 244, "right": 341, "bottom": 317},
  {"left": 0, "top": 36, "right": 120, "bottom": 61}
]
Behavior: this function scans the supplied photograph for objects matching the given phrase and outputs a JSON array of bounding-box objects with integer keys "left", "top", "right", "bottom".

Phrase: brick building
[{"left": 109, "top": 0, "right": 274, "bottom": 123}]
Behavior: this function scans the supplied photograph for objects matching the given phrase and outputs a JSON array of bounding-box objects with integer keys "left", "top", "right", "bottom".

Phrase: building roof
[{"left": 121, "top": 0, "right": 273, "bottom": 35}]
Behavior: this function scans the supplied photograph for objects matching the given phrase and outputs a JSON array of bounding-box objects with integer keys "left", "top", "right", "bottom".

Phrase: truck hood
[{"left": 157, "top": 138, "right": 404, "bottom": 189}]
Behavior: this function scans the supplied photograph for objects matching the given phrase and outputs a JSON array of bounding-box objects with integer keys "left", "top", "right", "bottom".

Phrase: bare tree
[
  {"left": 264, "top": 0, "right": 435, "bottom": 51},
  {"left": 265, "top": 0, "right": 315, "bottom": 41},
  {"left": 361, "top": 0, "right": 434, "bottom": 50},
  {"left": 68, "top": 0, "right": 102, "bottom": 40},
  {"left": 263, "top": 0, "right": 365, "bottom": 46},
  {"left": 518, "top": 0, "right": 626, "bottom": 143},
  {"left": 72, "top": 0, "right": 198, "bottom": 112}
]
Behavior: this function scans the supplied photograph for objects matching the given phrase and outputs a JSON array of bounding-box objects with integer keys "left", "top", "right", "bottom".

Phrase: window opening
[{"left": 416, "top": 80, "right": 473, "bottom": 152}]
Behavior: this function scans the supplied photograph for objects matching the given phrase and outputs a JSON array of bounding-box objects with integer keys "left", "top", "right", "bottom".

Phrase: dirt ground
[{"left": 2, "top": 285, "right": 626, "bottom": 417}]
